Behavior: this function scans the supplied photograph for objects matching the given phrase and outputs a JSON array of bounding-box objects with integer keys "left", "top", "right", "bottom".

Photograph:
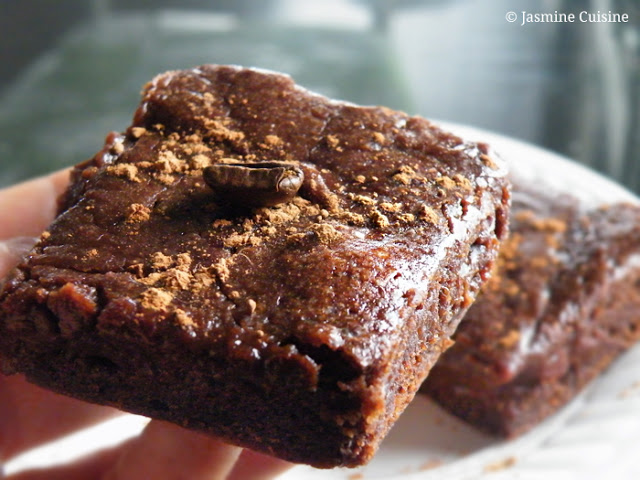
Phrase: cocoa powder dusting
[{"left": 140, "top": 288, "right": 173, "bottom": 310}]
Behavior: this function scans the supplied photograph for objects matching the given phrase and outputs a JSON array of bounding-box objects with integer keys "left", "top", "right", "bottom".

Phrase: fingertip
[{"left": 0, "top": 168, "right": 72, "bottom": 240}]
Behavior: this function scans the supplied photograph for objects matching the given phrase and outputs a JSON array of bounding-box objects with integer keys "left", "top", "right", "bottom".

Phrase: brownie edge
[{"left": 0, "top": 65, "right": 510, "bottom": 467}]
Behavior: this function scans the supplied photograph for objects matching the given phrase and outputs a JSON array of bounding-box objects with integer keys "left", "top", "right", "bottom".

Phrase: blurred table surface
[{"left": 0, "top": 0, "right": 638, "bottom": 192}]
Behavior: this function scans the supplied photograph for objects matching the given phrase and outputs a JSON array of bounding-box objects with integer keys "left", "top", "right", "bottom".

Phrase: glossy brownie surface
[
  {"left": 423, "top": 180, "right": 640, "bottom": 436},
  {"left": 0, "top": 65, "right": 510, "bottom": 467}
]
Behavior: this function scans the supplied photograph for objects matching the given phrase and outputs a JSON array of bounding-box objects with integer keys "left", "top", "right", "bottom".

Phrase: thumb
[{"left": 0, "top": 237, "right": 38, "bottom": 279}]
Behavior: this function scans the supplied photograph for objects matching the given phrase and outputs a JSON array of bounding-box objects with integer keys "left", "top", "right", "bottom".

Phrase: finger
[
  {"left": 102, "top": 420, "right": 242, "bottom": 480},
  {"left": 0, "top": 168, "right": 71, "bottom": 240},
  {"left": 6, "top": 438, "right": 133, "bottom": 480},
  {"left": 227, "top": 449, "right": 294, "bottom": 480},
  {"left": 0, "top": 374, "right": 120, "bottom": 462},
  {"left": 0, "top": 237, "right": 39, "bottom": 278}
]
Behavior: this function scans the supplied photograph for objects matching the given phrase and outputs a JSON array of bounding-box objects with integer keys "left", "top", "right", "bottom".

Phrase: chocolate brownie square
[
  {"left": 0, "top": 65, "right": 510, "bottom": 467},
  {"left": 423, "top": 179, "right": 640, "bottom": 437}
]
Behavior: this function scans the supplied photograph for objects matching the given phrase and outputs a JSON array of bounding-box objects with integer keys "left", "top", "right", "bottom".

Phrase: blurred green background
[{"left": 1, "top": 0, "right": 638, "bottom": 191}]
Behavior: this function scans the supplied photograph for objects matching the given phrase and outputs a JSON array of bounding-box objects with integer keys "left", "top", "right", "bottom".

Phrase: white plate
[{"left": 5, "top": 124, "right": 640, "bottom": 479}]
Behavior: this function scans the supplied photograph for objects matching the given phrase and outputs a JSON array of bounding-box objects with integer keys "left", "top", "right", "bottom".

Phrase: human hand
[{"left": 0, "top": 170, "right": 293, "bottom": 480}]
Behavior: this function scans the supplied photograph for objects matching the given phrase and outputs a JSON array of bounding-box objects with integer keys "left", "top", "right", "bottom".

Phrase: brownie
[
  {"left": 422, "top": 180, "right": 640, "bottom": 437},
  {"left": 0, "top": 65, "right": 510, "bottom": 467}
]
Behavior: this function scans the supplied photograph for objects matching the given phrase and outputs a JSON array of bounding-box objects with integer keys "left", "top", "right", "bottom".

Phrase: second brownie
[{"left": 422, "top": 179, "right": 640, "bottom": 437}]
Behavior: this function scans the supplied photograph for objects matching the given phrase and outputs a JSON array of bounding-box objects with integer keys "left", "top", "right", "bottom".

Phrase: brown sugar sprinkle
[
  {"left": 130, "top": 127, "right": 147, "bottom": 138},
  {"left": 212, "top": 258, "right": 231, "bottom": 283},
  {"left": 41, "top": 231, "right": 51, "bottom": 240},
  {"left": 261, "top": 134, "right": 283, "bottom": 148},
  {"left": 532, "top": 217, "right": 567, "bottom": 234},
  {"left": 498, "top": 329, "right": 521, "bottom": 348},
  {"left": 349, "top": 194, "right": 376, "bottom": 206},
  {"left": 379, "top": 202, "right": 402, "bottom": 213},
  {"left": 125, "top": 203, "right": 151, "bottom": 224},
  {"left": 418, "top": 205, "right": 439, "bottom": 224},
  {"left": 354, "top": 175, "right": 366, "bottom": 184},
  {"left": 310, "top": 223, "right": 342, "bottom": 244},
  {"left": 479, "top": 153, "right": 499, "bottom": 169},
  {"left": 140, "top": 287, "right": 173, "bottom": 311},
  {"left": 420, "top": 459, "right": 444, "bottom": 471},
  {"left": 141, "top": 269, "right": 191, "bottom": 291},
  {"left": 140, "top": 253, "right": 196, "bottom": 292},
  {"left": 530, "top": 256, "right": 552, "bottom": 270},
  {"left": 106, "top": 164, "right": 140, "bottom": 182},
  {"left": 513, "top": 210, "right": 536, "bottom": 223},
  {"left": 502, "top": 280, "right": 521, "bottom": 297},
  {"left": 452, "top": 174, "right": 473, "bottom": 191},
  {"left": 326, "top": 135, "right": 340, "bottom": 149},
  {"left": 189, "top": 154, "right": 211, "bottom": 170},
  {"left": 435, "top": 176, "right": 456, "bottom": 190},
  {"left": 198, "top": 117, "right": 245, "bottom": 144},
  {"left": 192, "top": 271, "right": 216, "bottom": 292},
  {"left": 336, "top": 211, "right": 366, "bottom": 226},
  {"left": 155, "top": 150, "right": 186, "bottom": 174},
  {"left": 151, "top": 252, "right": 175, "bottom": 270},
  {"left": 484, "top": 456, "right": 517, "bottom": 473},
  {"left": 370, "top": 210, "right": 390, "bottom": 229},
  {"left": 128, "top": 263, "right": 145, "bottom": 277},
  {"left": 213, "top": 219, "right": 233, "bottom": 228},
  {"left": 111, "top": 141, "right": 125, "bottom": 155},
  {"left": 174, "top": 309, "right": 196, "bottom": 328},
  {"left": 247, "top": 299, "right": 257, "bottom": 314},
  {"left": 155, "top": 173, "right": 176, "bottom": 185},
  {"left": 392, "top": 165, "right": 418, "bottom": 185},
  {"left": 224, "top": 232, "right": 263, "bottom": 248},
  {"left": 372, "top": 131, "right": 386, "bottom": 144},
  {"left": 398, "top": 213, "right": 416, "bottom": 223},
  {"left": 256, "top": 203, "right": 302, "bottom": 226},
  {"left": 175, "top": 253, "right": 192, "bottom": 267}
]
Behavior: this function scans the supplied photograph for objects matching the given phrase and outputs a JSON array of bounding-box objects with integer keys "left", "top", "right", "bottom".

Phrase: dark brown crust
[
  {"left": 422, "top": 180, "right": 640, "bottom": 437},
  {"left": 0, "top": 65, "right": 510, "bottom": 467}
]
